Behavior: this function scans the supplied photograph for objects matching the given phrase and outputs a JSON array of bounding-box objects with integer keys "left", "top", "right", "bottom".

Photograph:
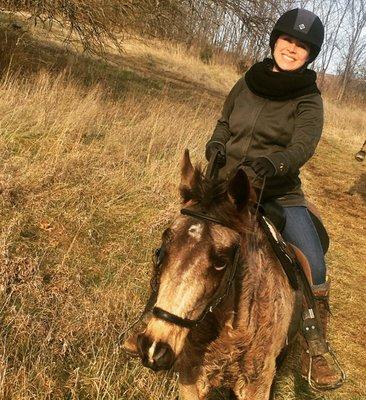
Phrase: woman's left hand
[{"left": 251, "top": 157, "right": 276, "bottom": 178}]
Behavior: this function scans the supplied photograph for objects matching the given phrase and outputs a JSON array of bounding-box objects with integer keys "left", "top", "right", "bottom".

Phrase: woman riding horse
[
  {"left": 205, "top": 8, "right": 342, "bottom": 390},
  {"left": 123, "top": 8, "right": 344, "bottom": 395}
]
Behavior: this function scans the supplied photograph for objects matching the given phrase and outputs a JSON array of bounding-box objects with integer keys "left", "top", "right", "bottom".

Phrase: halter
[{"left": 151, "top": 208, "right": 242, "bottom": 329}]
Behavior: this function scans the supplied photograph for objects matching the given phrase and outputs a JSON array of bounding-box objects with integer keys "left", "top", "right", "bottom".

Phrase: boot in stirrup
[{"left": 300, "top": 280, "right": 346, "bottom": 390}]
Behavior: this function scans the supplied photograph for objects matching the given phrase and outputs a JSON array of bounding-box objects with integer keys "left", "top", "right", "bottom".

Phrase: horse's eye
[{"left": 214, "top": 264, "right": 227, "bottom": 271}]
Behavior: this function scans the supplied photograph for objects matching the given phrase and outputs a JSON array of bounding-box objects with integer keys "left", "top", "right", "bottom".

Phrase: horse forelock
[{"left": 184, "top": 166, "right": 248, "bottom": 232}]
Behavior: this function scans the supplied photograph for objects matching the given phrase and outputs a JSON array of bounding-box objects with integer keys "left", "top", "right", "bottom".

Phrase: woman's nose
[{"left": 288, "top": 42, "right": 297, "bottom": 53}]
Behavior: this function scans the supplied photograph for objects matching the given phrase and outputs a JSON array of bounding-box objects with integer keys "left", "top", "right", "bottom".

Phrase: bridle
[
  {"left": 150, "top": 207, "right": 242, "bottom": 330},
  {"left": 149, "top": 151, "right": 251, "bottom": 330}
]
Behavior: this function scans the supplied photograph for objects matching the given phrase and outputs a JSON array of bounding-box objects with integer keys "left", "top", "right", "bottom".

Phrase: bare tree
[
  {"left": 336, "top": 0, "right": 366, "bottom": 101},
  {"left": 2, "top": 0, "right": 363, "bottom": 103},
  {"left": 0, "top": 0, "right": 190, "bottom": 53},
  {"left": 311, "top": 0, "right": 352, "bottom": 88},
  {"left": 181, "top": 0, "right": 299, "bottom": 62}
]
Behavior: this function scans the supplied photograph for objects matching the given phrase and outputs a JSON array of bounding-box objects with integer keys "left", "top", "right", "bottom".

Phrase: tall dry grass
[
  {"left": 0, "top": 32, "right": 365, "bottom": 400},
  {"left": 0, "top": 69, "right": 218, "bottom": 399}
]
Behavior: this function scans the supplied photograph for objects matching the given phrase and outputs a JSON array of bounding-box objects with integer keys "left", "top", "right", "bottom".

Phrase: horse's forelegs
[
  {"left": 178, "top": 381, "right": 210, "bottom": 400},
  {"left": 234, "top": 384, "right": 272, "bottom": 400}
]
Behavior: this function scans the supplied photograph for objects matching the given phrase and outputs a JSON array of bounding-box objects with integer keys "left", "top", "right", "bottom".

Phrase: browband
[{"left": 181, "top": 208, "right": 228, "bottom": 227}]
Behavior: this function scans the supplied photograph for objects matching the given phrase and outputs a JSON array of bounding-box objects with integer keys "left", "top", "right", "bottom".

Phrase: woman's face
[{"left": 273, "top": 34, "right": 310, "bottom": 71}]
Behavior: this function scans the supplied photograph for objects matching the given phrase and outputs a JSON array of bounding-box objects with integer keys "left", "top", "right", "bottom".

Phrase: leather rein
[{"left": 151, "top": 207, "right": 242, "bottom": 330}]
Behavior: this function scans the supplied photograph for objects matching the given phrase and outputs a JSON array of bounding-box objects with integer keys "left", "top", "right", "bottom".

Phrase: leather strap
[
  {"left": 153, "top": 307, "right": 197, "bottom": 329},
  {"left": 181, "top": 208, "right": 229, "bottom": 227}
]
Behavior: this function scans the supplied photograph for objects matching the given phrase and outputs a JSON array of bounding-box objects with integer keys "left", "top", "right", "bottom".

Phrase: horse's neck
[
  {"left": 235, "top": 219, "right": 284, "bottom": 327},
  {"left": 241, "top": 213, "right": 269, "bottom": 274}
]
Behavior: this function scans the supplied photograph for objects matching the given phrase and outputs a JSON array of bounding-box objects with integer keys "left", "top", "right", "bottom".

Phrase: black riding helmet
[{"left": 270, "top": 8, "right": 324, "bottom": 63}]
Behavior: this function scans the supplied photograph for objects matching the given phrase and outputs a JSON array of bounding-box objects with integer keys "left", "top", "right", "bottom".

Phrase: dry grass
[
  {"left": 0, "top": 24, "right": 365, "bottom": 400},
  {"left": 121, "top": 38, "right": 239, "bottom": 95}
]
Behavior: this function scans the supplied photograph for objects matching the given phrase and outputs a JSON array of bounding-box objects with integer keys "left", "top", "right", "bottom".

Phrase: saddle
[
  {"left": 259, "top": 213, "right": 312, "bottom": 292},
  {"left": 261, "top": 198, "right": 329, "bottom": 254},
  {"left": 259, "top": 197, "right": 330, "bottom": 292},
  {"left": 260, "top": 204, "right": 330, "bottom": 349}
]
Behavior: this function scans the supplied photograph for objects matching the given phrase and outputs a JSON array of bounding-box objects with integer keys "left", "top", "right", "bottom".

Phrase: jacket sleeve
[
  {"left": 207, "top": 77, "right": 246, "bottom": 145},
  {"left": 264, "top": 95, "right": 324, "bottom": 176}
]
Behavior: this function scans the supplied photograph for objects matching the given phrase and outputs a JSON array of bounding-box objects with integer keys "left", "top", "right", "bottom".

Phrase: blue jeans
[{"left": 282, "top": 206, "right": 326, "bottom": 285}]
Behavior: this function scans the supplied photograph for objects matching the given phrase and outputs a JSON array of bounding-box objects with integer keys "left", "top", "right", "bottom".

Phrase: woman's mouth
[{"left": 282, "top": 54, "right": 296, "bottom": 62}]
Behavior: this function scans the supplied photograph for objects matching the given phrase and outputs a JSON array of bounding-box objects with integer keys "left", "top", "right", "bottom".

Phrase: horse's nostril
[
  {"left": 153, "top": 344, "right": 168, "bottom": 361},
  {"left": 136, "top": 334, "right": 175, "bottom": 371},
  {"left": 152, "top": 342, "right": 175, "bottom": 370},
  {"left": 137, "top": 333, "right": 150, "bottom": 355}
]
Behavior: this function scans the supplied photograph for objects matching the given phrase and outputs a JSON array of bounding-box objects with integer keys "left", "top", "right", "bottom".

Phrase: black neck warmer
[{"left": 245, "top": 58, "right": 320, "bottom": 101}]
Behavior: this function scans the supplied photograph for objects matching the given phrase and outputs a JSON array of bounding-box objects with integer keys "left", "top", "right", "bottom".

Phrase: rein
[{"left": 151, "top": 208, "right": 242, "bottom": 330}]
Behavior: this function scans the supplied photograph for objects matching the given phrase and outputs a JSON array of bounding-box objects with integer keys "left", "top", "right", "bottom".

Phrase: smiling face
[{"left": 273, "top": 34, "right": 310, "bottom": 72}]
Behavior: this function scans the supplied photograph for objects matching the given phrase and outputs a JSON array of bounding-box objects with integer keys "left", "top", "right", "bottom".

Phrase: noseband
[{"left": 151, "top": 207, "right": 241, "bottom": 329}]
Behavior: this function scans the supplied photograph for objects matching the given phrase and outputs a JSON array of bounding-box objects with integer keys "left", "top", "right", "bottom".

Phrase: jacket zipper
[{"left": 241, "top": 99, "right": 268, "bottom": 163}]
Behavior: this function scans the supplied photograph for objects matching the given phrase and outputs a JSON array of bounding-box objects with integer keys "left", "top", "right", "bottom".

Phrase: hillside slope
[{"left": 0, "top": 18, "right": 365, "bottom": 400}]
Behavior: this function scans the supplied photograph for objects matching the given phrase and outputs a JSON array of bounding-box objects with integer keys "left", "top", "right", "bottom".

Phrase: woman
[{"left": 205, "top": 8, "right": 343, "bottom": 390}]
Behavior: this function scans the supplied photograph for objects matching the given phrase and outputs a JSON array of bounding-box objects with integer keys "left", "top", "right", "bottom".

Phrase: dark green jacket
[{"left": 210, "top": 76, "right": 324, "bottom": 206}]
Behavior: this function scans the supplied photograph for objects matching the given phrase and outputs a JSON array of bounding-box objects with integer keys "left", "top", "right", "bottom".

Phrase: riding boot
[{"left": 300, "top": 281, "right": 345, "bottom": 390}]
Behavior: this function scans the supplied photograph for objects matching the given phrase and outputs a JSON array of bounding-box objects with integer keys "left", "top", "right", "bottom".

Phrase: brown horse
[{"left": 136, "top": 150, "right": 296, "bottom": 399}]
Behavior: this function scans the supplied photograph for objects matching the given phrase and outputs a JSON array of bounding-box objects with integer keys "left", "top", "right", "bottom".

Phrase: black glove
[
  {"left": 205, "top": 140, "right": 225, "bottom": 162},
  {"left": 251, "top": 157, "right": 276, "bottom": 178}
]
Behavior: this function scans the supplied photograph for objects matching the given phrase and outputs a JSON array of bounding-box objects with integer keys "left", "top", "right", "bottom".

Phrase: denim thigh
[{"left": 282, "top": 206, "right": 326, "bottom": 285}]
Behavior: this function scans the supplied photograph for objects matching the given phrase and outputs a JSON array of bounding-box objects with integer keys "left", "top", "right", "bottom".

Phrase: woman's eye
[{"left": 214, "top": 264, "right": 227, "bottom": 271}]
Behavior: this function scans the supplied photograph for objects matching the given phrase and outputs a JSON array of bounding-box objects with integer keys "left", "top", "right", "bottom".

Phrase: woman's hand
[
  {"left": 205, "top": 141, "right": 226, "bottom": 162},
  {"left": 251, "top": 157, "right": 276, "bottom": 178}
]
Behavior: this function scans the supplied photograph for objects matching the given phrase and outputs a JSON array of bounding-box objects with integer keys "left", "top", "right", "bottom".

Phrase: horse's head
[{"left": 137, "top": 150, "right": 255, "bottom": 371}]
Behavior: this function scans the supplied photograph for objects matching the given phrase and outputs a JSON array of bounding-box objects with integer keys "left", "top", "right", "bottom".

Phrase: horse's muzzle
[{"left": 137, "top": 334, "right": 175, "bottom": 371}]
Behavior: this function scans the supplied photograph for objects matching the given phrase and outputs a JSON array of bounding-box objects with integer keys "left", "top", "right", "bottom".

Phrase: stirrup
[{"left": 306, "top": 342, "right": 346, "bottom": 391}]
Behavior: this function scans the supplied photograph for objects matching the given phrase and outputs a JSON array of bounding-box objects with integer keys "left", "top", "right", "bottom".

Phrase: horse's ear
[
  {"left": 227, "top": 167, "right": 254, "bottom": 211},
  {"left": 179, "top": 149, "right": 196, "bottom": 203}
]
